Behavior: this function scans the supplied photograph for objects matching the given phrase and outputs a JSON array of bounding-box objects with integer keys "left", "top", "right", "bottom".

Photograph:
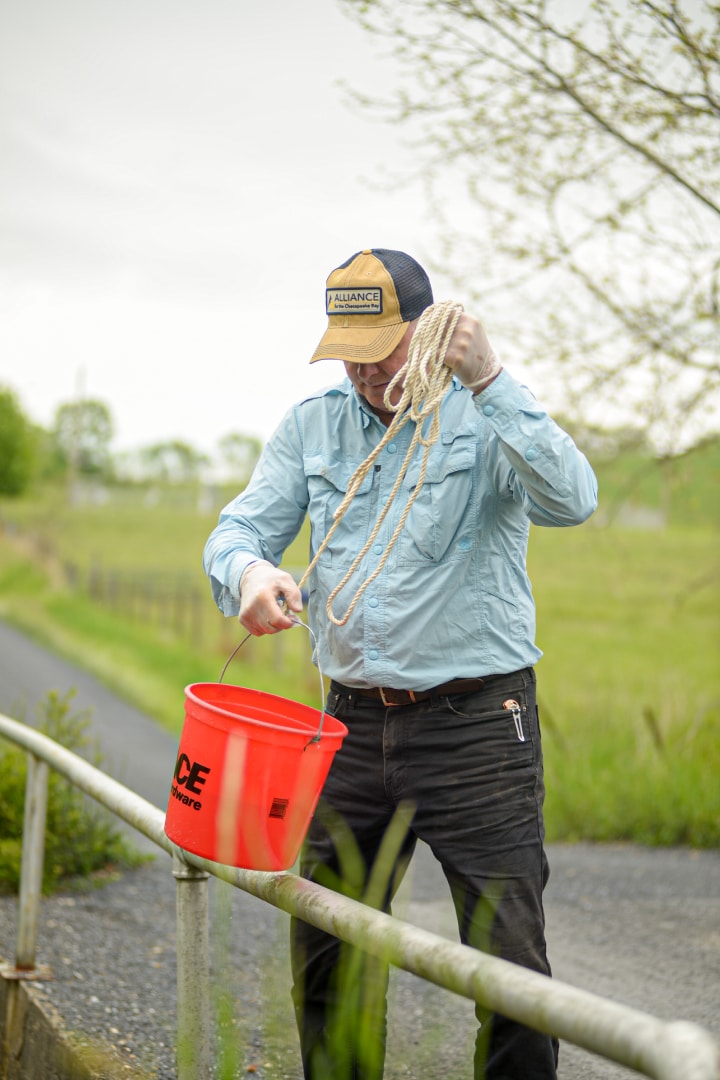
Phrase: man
[{"left": 203, "top": 248, "right": 598, "bottom": 1078}]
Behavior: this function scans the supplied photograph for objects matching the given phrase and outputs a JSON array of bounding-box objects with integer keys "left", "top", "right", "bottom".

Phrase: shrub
[{"left": 0, "top": 690, "right": 146, "bottom": 894}]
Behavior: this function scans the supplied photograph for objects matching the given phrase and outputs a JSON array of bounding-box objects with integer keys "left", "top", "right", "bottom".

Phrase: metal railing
[{"left": 0, "top": 712, "right": 718, "bottom": 1080}]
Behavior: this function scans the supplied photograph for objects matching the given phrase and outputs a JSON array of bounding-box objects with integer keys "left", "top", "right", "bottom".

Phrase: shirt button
[
  {"left": 525, "top": 447, "right": 538, "bottom": 461},
  {"left": 374, "top": 544, "right": 384, "bottom": 555},
  {"left": 368, "top": 649, "right": 379, "bottom": 661},
  {"left": 386, "top": 444, "right": 398, "bottom": 455},
  {"left": 368, "top": 597, "right": 379, "bottom": 608},
  {"left": 482, "top": 404, "right": 495, "bottom": 417}
]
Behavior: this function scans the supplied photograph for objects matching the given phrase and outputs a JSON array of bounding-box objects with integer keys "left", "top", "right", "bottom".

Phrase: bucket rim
[{"left": 184, "top": 682, "right": 348, "bottom": 740}]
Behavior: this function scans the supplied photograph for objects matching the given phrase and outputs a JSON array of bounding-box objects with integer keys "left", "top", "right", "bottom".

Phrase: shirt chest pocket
[
  {"left": 305, "top": 454, "right": 375, "bottom": 568},
  {"left": 397, "top": 437, "right": 477, "bottom": 565}
]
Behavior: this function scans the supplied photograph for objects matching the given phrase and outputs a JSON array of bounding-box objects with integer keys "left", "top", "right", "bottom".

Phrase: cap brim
[{"left": 310, "top": 321, "right": 408, "bottom": 364}]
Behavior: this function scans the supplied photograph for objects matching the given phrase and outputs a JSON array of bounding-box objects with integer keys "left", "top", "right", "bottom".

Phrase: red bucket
[{"left": 164, "top": 683, "right": 348, "bottom": 871}]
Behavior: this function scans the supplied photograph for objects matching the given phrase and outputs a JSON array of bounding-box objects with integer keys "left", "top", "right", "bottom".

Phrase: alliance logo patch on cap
[{"left": 326, "top": 287, "right": 383, "bottom": 315}]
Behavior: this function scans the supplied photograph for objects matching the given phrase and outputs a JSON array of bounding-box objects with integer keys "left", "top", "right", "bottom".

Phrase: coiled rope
[{"left": 296, "top": 300, "right": 464, "bottom": 626}]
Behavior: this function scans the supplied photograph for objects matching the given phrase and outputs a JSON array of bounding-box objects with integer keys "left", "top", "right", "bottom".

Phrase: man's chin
[{"left": 365, "top": 389, "right": 397, "bottom": 409}]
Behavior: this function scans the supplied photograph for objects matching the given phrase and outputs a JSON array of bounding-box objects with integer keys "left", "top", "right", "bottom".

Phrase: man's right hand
[{"left": 238, "top": 561, "right": 303, "bottom": 636}]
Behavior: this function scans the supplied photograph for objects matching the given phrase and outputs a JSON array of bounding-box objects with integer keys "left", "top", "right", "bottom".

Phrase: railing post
[
  {"left": 16, "top": 753, "right": 49, "bottom": 971},
  {"left": 2, "top": 753, "right": 50, "bottom": 1072},
  {"left": 173, "top": 851, "right": 212, "bottom": 1079}
]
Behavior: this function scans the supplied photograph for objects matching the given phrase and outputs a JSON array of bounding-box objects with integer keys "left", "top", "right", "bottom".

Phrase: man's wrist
[
  {"left": 237, "top": 558, "right": 270, "bottom": 596},
  {"left": 471, "top": 368, "right": 503, "bottom": 395}
]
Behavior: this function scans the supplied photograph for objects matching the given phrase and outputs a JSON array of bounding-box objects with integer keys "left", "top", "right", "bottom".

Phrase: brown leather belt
[{"left": 330, "top": 677, "right": 488, "bottom": 708}]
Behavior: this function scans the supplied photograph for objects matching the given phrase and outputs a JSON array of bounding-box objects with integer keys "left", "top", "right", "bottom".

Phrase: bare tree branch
[{"left": 340, "top": 0, "right": 720, "bottom": 450}]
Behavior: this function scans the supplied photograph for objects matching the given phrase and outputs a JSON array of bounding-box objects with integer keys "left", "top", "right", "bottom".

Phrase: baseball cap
[{"left": 310, "top": 248, "right": 434, "bottom": 364}]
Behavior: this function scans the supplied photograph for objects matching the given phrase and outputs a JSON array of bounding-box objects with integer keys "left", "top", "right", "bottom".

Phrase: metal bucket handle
[{"left": 218, "top": 615, "right": 327, "bottom": 747}]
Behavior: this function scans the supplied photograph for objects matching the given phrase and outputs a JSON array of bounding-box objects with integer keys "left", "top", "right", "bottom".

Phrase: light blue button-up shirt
[{"left": 204, "top": 370, "right": 597, "bottom": 690}]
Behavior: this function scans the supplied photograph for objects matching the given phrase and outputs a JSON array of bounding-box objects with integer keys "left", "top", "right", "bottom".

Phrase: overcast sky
[{"left": 1, "top": 0, "right": 474, "bottom": 456}]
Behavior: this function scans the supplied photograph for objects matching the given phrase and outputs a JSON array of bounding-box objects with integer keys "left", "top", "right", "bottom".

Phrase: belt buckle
[{"left": 380, "top": 687, "right": 416, "bottom": 707}]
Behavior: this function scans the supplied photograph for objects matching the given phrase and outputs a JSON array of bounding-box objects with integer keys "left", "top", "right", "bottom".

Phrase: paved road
[
  {"left": 0, "top": 620, "right": 718, "bottom": 1079},
  {"left": 0, "top": 621, "right": 180, "bottom": 811}
]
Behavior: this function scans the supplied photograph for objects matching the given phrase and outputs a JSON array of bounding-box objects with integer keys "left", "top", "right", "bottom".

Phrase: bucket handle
[{"left": 218, "top": 616, "right": 327, "bottom": 747}]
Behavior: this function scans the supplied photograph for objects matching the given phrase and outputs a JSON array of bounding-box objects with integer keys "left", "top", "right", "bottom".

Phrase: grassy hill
[{"left": 0, "top": 438, "right": 718, "bottom": 846}]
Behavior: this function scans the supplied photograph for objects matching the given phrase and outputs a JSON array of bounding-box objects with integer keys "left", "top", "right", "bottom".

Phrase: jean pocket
[
  {"left": 325, "top": 690, "right": 347, "bottom": 719},
  {"left": 445, "top": 697, "right": 529, "bottom": 743}
]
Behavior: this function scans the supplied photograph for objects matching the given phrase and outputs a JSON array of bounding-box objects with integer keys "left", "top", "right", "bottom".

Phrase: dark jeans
[{"left": 291, "top": 667, "right": 559, "bottom": 1080}]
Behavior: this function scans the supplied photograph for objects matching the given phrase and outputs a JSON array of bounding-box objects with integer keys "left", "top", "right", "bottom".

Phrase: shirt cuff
[{"left": 229, "top": 554, "right": 265, "bottom": 600}]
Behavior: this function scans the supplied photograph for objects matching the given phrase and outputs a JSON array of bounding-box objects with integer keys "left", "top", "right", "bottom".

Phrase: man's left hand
[{"left": 443, "top": 313, "right": 503, "bottom": 394}]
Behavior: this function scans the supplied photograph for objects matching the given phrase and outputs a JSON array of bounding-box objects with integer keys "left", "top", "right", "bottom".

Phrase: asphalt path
[
  {"left": 0, "top": 621, "right": 180, "bottom": 812},
  {"left": 0, "top": 620, "right": 718, "bottom": 1079}
]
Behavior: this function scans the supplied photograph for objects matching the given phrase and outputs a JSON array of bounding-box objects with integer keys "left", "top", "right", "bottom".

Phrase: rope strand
[{"left": 297, "top": 300, "right": 463, "bottom": 626}]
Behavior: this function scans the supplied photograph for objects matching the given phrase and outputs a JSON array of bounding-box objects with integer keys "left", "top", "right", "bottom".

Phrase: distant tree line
[
  {"left": 0, "top": 387, "right": 262, "bottom": 498},
  {"left": 2, "top": 384, "right": 718, "bottom": 503}
]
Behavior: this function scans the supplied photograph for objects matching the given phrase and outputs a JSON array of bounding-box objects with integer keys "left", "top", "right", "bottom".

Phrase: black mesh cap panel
[{"left": 372, "top": 249, "right": 434, "bottom": 320}]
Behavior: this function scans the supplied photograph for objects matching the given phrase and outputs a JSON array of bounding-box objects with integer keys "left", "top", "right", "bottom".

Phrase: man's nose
[{"left": 356, "top": 363, "right": 379, "bottom": 377}]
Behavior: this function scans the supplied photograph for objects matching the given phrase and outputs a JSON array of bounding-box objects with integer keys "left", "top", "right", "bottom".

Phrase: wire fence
[
  {"left": 1, "top": 515, "right": 309, "bottom": 662},
  {"left": 68, "top": 562, "right": 210, "bottom": 648}
]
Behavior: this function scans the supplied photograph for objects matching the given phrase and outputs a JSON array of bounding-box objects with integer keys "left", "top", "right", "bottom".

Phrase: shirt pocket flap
[
  {"left": 405, "top": 438, "right": 476, "bottom": 489},
  {"left": 304, "top": 454, "right": 375, "bottom": 497}
]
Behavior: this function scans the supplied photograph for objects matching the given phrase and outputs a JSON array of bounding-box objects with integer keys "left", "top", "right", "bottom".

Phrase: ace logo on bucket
[{"left": 170, "top": 752, "right": 211, "bottom": 810}]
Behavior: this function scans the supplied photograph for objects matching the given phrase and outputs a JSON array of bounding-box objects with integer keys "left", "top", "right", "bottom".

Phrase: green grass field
[{"left": 0, "top": 440, "right": 718, "bottom": 846}]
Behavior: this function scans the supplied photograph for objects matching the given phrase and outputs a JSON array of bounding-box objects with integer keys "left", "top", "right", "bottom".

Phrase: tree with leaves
[
  {"left": 139, "top": 440, "right": 209, "bottom": 484},
  {"left": 217, "top": 431, "right": 262, "bottom": 486},
  {"left": 53, "top": 399, "right": 114, "bottom": 479},
  {"left": 0, "top": 387, "right": 36, "bottom": 495},
  {"left": 342, "top": 0, "right": 719, "bottom": 451}
]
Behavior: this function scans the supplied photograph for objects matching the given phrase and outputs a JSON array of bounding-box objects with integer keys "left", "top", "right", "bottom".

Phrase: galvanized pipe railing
[{"left": 0, "top": 712, "right": 718, "bottom": 1080}]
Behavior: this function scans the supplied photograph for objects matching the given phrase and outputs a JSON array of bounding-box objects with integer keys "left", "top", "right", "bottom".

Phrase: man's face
[{"left": 343, "top": 321, "right": 417, "bottom": 420}]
